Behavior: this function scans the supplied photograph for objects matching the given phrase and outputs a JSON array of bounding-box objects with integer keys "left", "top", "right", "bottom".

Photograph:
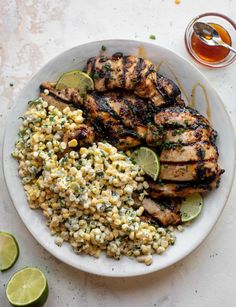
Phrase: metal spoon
[{"left": 193, "top": 21, "right": 236, "bottom": 54}]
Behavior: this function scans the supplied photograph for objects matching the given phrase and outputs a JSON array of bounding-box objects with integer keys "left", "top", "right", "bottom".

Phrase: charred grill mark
[
  {"left": 196, "top": 163, "right": 211, "bottom": 180},
  {"left": 112, "top": 52, "right": 123, "bottom": 58},
  {"left": 104, "top": 68, "right": 111, "bottom": 89},
  {"left": 194, "top": 130, "right": 203, "bottom": 141},
  {"left": 197, "top": 147, "right": 206, "bottom": 160},
  {"left": 99, "top": 56, "right": 108, "bottom": 63},
  {"left": 160, "top": 159, "right": 217, "bottom": 166},
  {"left": 90, "top": 93, "right": 141, "bottom": 141},
  {"left": 91, "top": 92, "right": 121, "bottom": 120},
  {"left": 145, "top": 64, "right": 156, "bottom": 78},
  {"left": 122, "top": 97, "right": 155, "bottom": 125},
  {"left": 91, "top": 117, "right": 107, "bottom": 136},
  {"left": 210, "top": 129, "right": 218, "bottom": 144},
  {"left": 136, "top": 58, "right": 143, "bottom": 84},
  {"left": 150, "top": 177, "right": 219, "bottom": 188},
  {"left": 174, "top": 180, "right": 215, "bottom": 190},
  {"left": 122, "top": 99, "right": 143, "bottom": 124},
  {"left": 155, "top": 74, "right": 180, "bottom": 105},
  {"left": 118, "top": 127, "right": 140, "bottom": 138},
  {"left": 86, "top": 57, "right": 96, "bottom": 77},
  {"left": 120, "top": 56, "right": 128, "bottom": 88}
]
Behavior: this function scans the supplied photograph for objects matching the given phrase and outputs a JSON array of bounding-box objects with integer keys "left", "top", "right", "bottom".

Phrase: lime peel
[
  {"left": 56, "top": 70, "right": 94, "bottom": 95},
  {"left": 131, "top": 147, "right": 160, "bottom": 180},
  {"left": 6, "top": 267, "right": 48, "bottom": 307},
  {"left": 0, "top": 232, "right": 19, "bottom": 272},
  {"left": 180, "top": 193, "right": 203, "bottom": 222}
]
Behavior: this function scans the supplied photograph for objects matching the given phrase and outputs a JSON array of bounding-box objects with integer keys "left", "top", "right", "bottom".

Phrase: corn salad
[{"left": 12, "top": 97, "right": 176, "bottom": 265}]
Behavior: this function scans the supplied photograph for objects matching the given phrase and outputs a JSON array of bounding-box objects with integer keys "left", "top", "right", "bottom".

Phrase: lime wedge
[
  {"left": 0, "top": 232, "right": 19, "bottom": 272},
  {"left": 56, "top": 70, "right": 94, "bottom": 95},
  {"left": 131, "top": 147, "right": 160, "bottom": 180},
  {"left": 180, "top": 193, "right": 203, "bottom": 222},
  {"left": 6, "top": 267, "right": 48, "bottom": 307}
]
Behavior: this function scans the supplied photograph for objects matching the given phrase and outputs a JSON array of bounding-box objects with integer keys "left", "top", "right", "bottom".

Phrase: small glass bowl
[{"left": 185, "top": 12, "right": 236, "bottom": 68}]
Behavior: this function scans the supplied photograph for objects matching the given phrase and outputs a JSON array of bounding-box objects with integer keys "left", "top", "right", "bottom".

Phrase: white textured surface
[{"left": 0, "top": 1, "right": 236, "bottom": 306}]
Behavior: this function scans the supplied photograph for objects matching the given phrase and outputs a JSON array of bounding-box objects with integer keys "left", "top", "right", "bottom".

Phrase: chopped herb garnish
[
  {"left": 101, "top": 45, "right": 106, "bottom": 51},
  {"left": 93, "top": 71, "right": 100, "bottom": 80},
  {"left": 149, "top": 35, "right": 156, "bottom": 40},
  {"left": 117, "top": 127, "right": 123, "bottom": 134},
  {"left": 28, "top": 98, "right": 41, "bottom": 106},
  {"left": 159, "top": 204, "right": 166, "bottom": 211},
  {"left": 97, "top": 171, "right": 104, "bottom": 178},
  {"left": 102, "top": 63, "right": 112, "bottom": 71},
  {"left": 18, "top": 116, "right": 25, "bottom": 120},
  {"left": 60, "top": 156, "right": 68, "bottom": 165},
  {"left": 131, "top": 78, "right": 137, "bottom": 84},
  {"left": 101, "top": 151, "right": 106, "bottom": 158},
  {"left": 130, "top": 157, "right": 136, "bottom": 165},
  {"left": 157, "top": 179, "right": 164, "bottom": 187},
  {"left": 157, "top": 125, "right": 164, "bottom": 132},
  {"left": 162, "top": 140, "right": 174, "bottom": 149},
  {"left": 172, "top": 128, "right": 185, "bottom": 136},
  {"left": 216, "top": 179, "right": 221, "bottom": 188},
  {"left": 198, "top": 148, "right": 206, "bottom": 160}
]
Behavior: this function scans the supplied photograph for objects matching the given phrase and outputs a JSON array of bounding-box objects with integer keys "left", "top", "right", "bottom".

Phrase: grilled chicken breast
[
  {"left": 40, "top": 82, "right": 222, "bottom": 184},
  {"left": 86, "top": 54, "right": 184, "bottom": 107},
  {"left": 142, "top": 198, "right": 181, "bottom": 226},
  {"left": 40, "top": 56, "right": 224, "bottom": 226},
  {"left": 41, "top": 82, "right": 162, "bottom": 149},
  {"left": 148, "top": 176, "right": 221, "bottom": 198}
]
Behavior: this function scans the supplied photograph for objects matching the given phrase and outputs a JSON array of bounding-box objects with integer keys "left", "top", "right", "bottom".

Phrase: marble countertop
[{"left": 0, "top": 1, "right": 236, "bottom": 306}]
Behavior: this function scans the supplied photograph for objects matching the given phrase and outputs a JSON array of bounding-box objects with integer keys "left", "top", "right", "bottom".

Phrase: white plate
[{"left": 3, "top": 39, "right": 235, "bottom": 277}]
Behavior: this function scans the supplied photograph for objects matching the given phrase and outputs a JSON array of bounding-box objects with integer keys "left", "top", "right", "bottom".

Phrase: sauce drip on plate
[{"left": 191, "top": 23, "right": 232, "bottom": 62}]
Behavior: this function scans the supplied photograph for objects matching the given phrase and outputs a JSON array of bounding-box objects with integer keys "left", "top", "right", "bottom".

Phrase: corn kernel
[{"left": 68, "top": 139, "right": 78, "bottom": 147}]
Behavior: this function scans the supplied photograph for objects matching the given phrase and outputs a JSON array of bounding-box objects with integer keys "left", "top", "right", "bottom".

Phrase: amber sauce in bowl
[
  {"left": 185, "top": 13, "right": 236, "bottom": 68},
  {"left": 191, "top": 23, "right": 232, "bottom": 62}
]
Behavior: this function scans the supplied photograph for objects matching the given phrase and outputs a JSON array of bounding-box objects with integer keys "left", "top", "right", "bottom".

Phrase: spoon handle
[{"left": 220, "top": 42, "right": 236, "bottom": 54}]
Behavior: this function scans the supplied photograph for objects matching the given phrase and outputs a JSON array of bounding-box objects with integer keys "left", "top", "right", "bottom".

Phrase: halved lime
[
  {"left": 6, "top": 267, "right": 48, "bottom": 307},
  {"left": 56, "top": 70, "right": 94, "bottom": 95},
  {"left": 131, "top": 147, "right": 160, "bottom": 180},
  {"left": 180, "top": 193, "right": 203, "bottom": 222},
  {"left": 0, "top": 232, "right": 19, "bottom": 272}
]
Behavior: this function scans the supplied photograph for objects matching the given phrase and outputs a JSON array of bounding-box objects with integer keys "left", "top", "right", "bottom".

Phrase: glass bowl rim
[{"left": 185, "top": 12, "right": 236, "bottom": 68}]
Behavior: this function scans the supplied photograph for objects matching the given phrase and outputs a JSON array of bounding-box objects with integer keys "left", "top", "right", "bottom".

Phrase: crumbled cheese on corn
[{"left": 12, "top": 98, "right": 176, "bottom": 265}]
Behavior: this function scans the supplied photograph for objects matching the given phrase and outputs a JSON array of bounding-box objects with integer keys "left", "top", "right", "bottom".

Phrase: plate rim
[{"left": 3, "top": 39, "right": 236, "bottom": 277}]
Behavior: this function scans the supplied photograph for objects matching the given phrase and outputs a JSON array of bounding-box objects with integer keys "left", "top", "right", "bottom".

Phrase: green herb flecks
[
  {"left": 28, "top": 98, "right": 42, "bottom": 106},
  {"left": 149, "top": 35, "right": 156, "bottom": 40},
  {"left": 172, "top": 128, "right": 185, "bottom": 136},
  {"left": 93, "top": 71, "right": 100, "bottom": 80}
]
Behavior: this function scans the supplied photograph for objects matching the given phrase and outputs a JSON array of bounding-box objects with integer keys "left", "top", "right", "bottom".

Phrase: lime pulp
[
  {"left": 56, "top": 70, "right": 94, "bottom": 95},
  {"left": 131, "top": 147, "right": 160, "bottom": 181},
  {"left": 0, "top": 232, "right": 19, "bottom": 272},
  {"left": 6, "top": 267, "right": 48, "bottom": 307},
  {"left": 180, "top": 193, "right": 203, "bottom": 222}
]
